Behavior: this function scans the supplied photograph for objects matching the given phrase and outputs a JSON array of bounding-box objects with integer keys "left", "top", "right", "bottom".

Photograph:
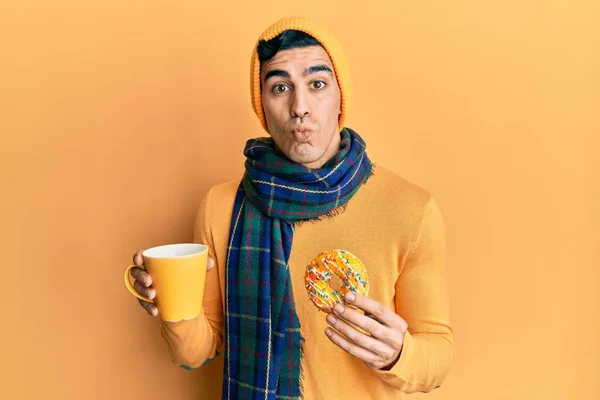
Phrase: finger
[
  {"left": 207, "top": 257, "right": 216, "bottom": 272},
  {"left": 344, "top": 291, "right": 407, "bottom": 331},
  {"left": 332, "top": 302, "right": 389, "bottom": 341},
  {"left": 130, "top": 267, "right": 153, "bottom": 287},
  {"left": 133, "top": 250, "right": 144, "bottom": 266},
  {"left": 138, "top": 298, "right": 158, "bottom": 317},
  {"left": 325, "top": 327, "right": 380, "bottom": 364},
  {"left": 133, "top": 280, "right": 156, "bottom": 300},
  {"left": 326, "top": 313, "right": 394, "bottom": 357}
]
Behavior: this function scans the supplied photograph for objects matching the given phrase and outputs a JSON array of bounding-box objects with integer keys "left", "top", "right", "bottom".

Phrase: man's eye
[
  {"left": 273, "top": 84, "right": 289, "bottom": 93},
  {"left": 311, "top": 81, "right": 326, "bottom": 90}
]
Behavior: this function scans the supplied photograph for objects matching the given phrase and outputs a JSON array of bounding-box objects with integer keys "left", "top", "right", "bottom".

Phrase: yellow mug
[{"left": 124, "top": 243, "right": 208, "bottom": 321}]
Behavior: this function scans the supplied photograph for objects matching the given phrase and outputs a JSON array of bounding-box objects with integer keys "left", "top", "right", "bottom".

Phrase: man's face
[{"left": 261, "top": 45, "right": 341, "bottom": 169}]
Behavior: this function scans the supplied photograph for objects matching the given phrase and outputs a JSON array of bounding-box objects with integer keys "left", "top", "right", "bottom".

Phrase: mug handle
[{"left": 124, "top": 264, "right": 155, "bottom": 303}]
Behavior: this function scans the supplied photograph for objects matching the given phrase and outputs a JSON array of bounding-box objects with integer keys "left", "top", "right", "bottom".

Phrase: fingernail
[
  {"left": 325, "top": 328, "right": 332, "bottom": 337},
  {"left": 327, "top": 314, "right": 337, "bottom": 324},
  {"left": 334, "top": 304, "right": 344, "bottom": 314},
  {"left": 345, "top": 292, "right": 355, "bottom": 302},
  {"left": 148, "top": 289, "right": 156, "bottom": 300}
]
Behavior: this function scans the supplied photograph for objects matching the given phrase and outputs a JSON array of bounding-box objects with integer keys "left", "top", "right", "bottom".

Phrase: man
[{"left": 129, "top": 16, "right": 454, "bottom": 399}]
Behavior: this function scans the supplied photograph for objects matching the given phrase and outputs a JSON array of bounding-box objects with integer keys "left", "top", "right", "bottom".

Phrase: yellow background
[{"left": 1, "top": 1, "right": 598, "bottom": 399}]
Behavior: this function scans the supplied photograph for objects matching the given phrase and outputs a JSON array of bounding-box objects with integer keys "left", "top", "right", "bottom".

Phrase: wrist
[{"left": 378, "top": 349, "right": 402, "bottom": 371}]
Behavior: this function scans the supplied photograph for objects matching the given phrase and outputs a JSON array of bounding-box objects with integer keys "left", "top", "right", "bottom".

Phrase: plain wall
[{"left": 1, "top": 1, "right": 598, "bottom": 399}]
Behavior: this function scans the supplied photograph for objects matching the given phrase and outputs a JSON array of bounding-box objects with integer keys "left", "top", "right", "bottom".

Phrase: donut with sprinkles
[{"left": 304, "top": 249, "right": 369, "bottom": 313}]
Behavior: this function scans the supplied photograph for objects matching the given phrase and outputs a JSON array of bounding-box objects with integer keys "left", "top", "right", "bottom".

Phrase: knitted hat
[{"left": 250, "top": 16, "right": 352, "bottom": 133}]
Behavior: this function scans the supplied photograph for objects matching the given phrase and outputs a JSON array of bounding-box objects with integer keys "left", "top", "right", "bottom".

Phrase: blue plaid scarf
[{"left": 222, "top": 128, "right": 373, "bottom": 399}]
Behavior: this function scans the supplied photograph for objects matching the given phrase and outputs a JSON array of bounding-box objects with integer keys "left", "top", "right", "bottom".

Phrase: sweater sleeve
[
  {"left": 374, "top": 196, "right": 455, "bottom": 392},
  {"left": 159, "top": 188, "right": 225, "bottom": 369}
]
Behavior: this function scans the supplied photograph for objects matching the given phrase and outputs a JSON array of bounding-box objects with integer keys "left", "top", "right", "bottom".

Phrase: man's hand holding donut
[{"left": 324, "top": 291, "right": 408, "bottom": 371}]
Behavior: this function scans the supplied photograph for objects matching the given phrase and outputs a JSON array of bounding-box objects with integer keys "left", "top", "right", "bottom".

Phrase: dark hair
[{"left": 257, "top": 30, "right": 322, "bottom": 68}]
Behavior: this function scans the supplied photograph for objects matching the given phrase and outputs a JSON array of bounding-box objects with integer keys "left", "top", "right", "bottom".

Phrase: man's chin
[{"left": 288, "top": 151, "right": 326, "bottom": 169}]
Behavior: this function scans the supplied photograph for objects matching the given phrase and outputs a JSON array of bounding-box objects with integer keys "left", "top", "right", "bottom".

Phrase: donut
[{"left": 304, "top": 249, "right": 369, "bottom": 313}]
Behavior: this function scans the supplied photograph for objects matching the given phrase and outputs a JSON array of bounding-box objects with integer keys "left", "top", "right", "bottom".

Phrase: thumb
[{"left": 207, "top": 257, "right": 216, "bottom": 272}]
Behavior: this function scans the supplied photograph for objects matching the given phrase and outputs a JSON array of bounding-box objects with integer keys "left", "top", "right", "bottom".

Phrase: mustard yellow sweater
[{"left": 160, "top": 165, "right": 454, "bottom": 398}]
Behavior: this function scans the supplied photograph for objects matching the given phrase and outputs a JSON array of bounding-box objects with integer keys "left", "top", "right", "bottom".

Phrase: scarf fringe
[
  {"left": 298, "top": 337, "right": 306, "bottom": 400},
  {"left": 292, "top": 165, "right": 376, "bottom": 228}
]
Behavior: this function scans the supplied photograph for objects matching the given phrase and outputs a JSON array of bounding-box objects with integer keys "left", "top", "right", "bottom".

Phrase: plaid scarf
[{"left": 222, "top": 128, "right": 373, "bottom": 399}]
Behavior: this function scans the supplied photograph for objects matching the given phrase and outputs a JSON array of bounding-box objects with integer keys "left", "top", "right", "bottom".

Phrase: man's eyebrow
[
  {"left": 263, "top": 65, "right": 333, "bottom": 82},
  {"left": 264, "top": 69, "right": 290, "bottom": 82},
  {"left": 304, "top": 64, "right": 333, "bottom": 76}
]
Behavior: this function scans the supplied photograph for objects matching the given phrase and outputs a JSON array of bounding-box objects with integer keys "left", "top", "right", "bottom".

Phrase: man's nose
[{"left": 291, "top": 87, "right": 310, "bottom": 119}]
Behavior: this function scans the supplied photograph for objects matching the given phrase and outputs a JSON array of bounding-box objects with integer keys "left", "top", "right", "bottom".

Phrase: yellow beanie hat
[{"left": 250, "top": 16, "right": 352, "bottom": 133}]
